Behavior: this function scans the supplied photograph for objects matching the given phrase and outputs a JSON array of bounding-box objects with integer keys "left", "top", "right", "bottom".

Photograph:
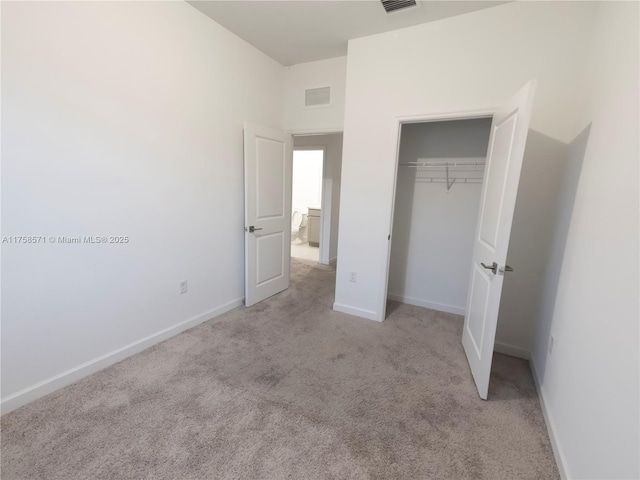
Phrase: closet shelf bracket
[{"left": 445, "top": 165, "right": 455, "bottom": 191}]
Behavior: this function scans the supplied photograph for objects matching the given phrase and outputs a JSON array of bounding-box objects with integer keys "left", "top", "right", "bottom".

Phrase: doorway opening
[
  {"left": 386, "top": 117, "right": 492, "bottom": 316},
  {"left": 291, "top": 148, "right": 324, "bottom": 263},
  {"left": 290, "top": 133, "right": 344, "bottom": 266},
  {"left": 380, "top": 81, "right": 535, "bottom": 399}
]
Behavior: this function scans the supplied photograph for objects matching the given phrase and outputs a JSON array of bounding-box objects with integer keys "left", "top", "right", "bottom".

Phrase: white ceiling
[{"left": 188, "top": 1, "right": 508, "bottom": 66}]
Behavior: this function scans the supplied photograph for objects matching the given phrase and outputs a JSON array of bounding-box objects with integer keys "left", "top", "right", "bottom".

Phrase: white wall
[
  {"left": 388, "top": 119, "right": 491, "bottom": 314},
  {"left": 530, "top": 2, "right": 639, "bottom": 478},
  {"left": 334, "top": 1, "right": 597, "bottom": 322},
  {"left": 495, "top": 132, "right": 568, "bottom": 358},
  {"left": 293, "top": 134, "right": 343, "bottom": 263},
  {"left": 1, "top": 1, "right": 284, "bottom": 411},
  {"left": 284, "top": 56, "right": 347, "bottom": 134}
]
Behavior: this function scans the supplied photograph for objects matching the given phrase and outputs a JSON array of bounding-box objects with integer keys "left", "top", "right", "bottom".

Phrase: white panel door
[
  {"left": 244, "top": 123, "right": 292, "bottom": 307},
  {"left": 462, "top": 81, "right": 536, "bottom": 399}
]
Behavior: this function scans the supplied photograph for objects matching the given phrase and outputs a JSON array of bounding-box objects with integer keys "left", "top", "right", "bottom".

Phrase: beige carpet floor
[{"left": 1, "top": 259, "right": 558, "bottom": 479}]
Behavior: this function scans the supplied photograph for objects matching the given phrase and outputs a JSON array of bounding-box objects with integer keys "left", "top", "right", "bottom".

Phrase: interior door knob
[
  {"left": 247, "top": 226, "right": 263, "bottom": 233},
  {"left": 481, "top": 262, "right": 498, "bottom": 274},
  {"left": 498, "top": 265, "right": 514, "bottom": 275}
]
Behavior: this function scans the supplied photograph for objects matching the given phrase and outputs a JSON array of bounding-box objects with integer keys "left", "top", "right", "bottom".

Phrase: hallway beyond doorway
[{"left": 291, "top": 240, "right": 319, "bottom": 263}]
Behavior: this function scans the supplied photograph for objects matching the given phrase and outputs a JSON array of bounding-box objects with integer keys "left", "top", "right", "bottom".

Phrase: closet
[{"left": 387, "top": 118, "right": 492, "bottom": 315}]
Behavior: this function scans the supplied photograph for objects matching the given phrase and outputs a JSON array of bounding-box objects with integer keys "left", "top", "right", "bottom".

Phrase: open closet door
[
  {"left": 462, "top": 81, "right": 536, "bottom": 399},
  {"left": 244, "top": 122, "right": 293, "bottom": 307}
]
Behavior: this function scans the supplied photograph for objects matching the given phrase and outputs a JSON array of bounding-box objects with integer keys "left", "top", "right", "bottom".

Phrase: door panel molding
[
  {"left": 462, "top": 81, "right": 537, "bottom": 399},
  {"left": 244, "top": 123, "right": 293, "bottom": 307}
]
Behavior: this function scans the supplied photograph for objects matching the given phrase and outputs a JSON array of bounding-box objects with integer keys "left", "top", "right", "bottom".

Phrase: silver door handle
[
  {"left": 246, "top": 226, "right": 262, "bottom": 233},
  {"left": 481, "top": 262, "right": 498, "bottom": 274},
  {"left": 499, "top": 265, "right": 514, "bottom": 274}
]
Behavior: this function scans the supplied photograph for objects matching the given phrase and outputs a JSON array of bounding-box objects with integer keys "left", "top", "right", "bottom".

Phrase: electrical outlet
[
  {"left": 180, "top": 280, "right": 188, "bottom": 295},
  {"left": 350, "top": 272, "right": 357, "bottom": 283},
  {"left": 549, "top": 335, "right": 555, "bottom": 355}
]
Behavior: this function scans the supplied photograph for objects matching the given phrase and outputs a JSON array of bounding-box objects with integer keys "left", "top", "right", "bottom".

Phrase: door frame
[
  {"left": 379, "top": 107, "right": 497, "bottom": 321},
  {"left": 292, "top": 145, "right": 328, "bottom": 264},
  {"left": 290, "top": 129, "right": 344, "bottom": 268}
]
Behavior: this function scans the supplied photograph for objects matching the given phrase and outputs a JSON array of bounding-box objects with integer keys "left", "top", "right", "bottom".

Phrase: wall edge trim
[
  {"left": 332, "top": 302, "right": 381, "bottom": 322},
  {"left": 493, "top": 341, "right": 530, "bottom": 360},
  {"left": 387, "top": 293, "right": 466, "bottom": 316},
  {"left": 530, "top": 355, "right": 570, "bottom": 480},
  {"left": 1, "top": 298, "right": 244, "bottom": 415}
]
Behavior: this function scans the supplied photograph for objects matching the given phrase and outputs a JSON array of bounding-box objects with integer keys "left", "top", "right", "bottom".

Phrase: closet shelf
[{"left": 401, "top": 157, "right": 485, "bottom": 191}]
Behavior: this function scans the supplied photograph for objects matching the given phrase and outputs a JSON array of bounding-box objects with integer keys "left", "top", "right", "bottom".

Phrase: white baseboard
[
  {"left": 318, "top": 256, "right": 337, "bottom": 267},
  {"left": 493, "top": 341, "right": 530, "bottom": 360},
  {"left": 1, "top": 297, "right": 244, "bottom": 415},
  {"left": 387, "top": 293, "right": 466, "bottom": 316},
  {"left": 530, "top": 356, "right": 570, "bottom": 480},
  {"left": 333, "top": 302, "right": 381, "bottom": 322}
]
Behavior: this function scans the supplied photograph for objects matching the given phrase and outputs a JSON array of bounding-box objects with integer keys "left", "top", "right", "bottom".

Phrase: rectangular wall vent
[
  {"left": 381, "top": 0, "right": 417, "bottom": 13},
  {"left": 304, "top": 86, "right": 331, "bottom": 107}
]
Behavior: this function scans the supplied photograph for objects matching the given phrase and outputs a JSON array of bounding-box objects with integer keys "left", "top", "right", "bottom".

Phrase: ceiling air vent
[
  {"left": 304, "top": 86, "right": 331, "bottom": 107},
  {"left": 381, "top": 0, "right": 417, "bottom": 13}
]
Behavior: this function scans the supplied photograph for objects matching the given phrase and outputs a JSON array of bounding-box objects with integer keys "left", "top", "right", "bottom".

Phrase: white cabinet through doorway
[{"left": 307, "top": 207, "right": 321, "bottom": 246}]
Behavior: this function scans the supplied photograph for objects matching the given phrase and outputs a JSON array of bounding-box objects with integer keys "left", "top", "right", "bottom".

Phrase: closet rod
[
  {"left": 404, "top": 161, "right": 485, "bottom": 168},
  {"left": 401, "top": 158, "right": 486, "bottom": 191},
  {"left": 402, "top": 156, "right": 486, "bottom": 168}
]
